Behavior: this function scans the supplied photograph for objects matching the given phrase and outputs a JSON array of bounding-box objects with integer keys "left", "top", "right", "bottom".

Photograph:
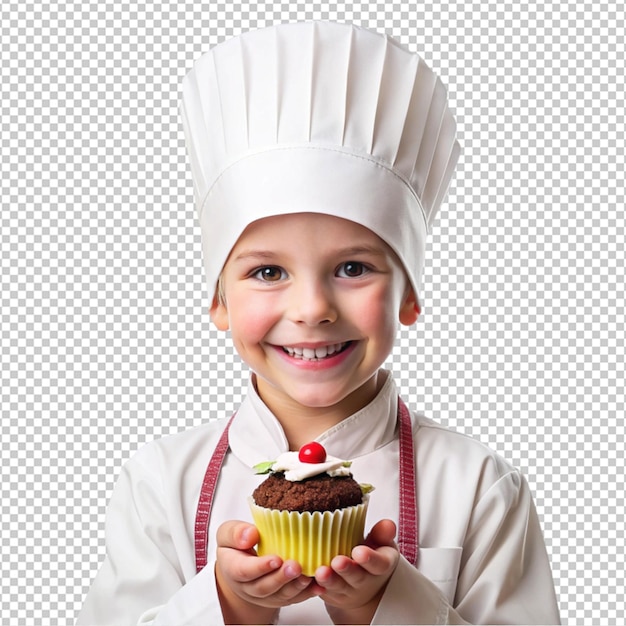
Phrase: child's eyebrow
[
  {"left": 233, "top": 245, "right": 386, "bottom": 262},
  {"left": 232, "top": 250, "right": 280, "bottom": 263},
  {"left": 335, "top": 245, "right": 387, "bottom": 257}
]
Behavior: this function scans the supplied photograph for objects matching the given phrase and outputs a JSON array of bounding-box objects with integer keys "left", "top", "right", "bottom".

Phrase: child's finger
[
  {"left": 216, "top": 520, "right": 260, "bottom": 551},
  {"left": 216, "top": 546, "right": 283, "bottom": 583},
  {"left": 350, "top": 545, "right": 399, "bottom": 577},
  {"left": 313, "top": 563, "right": 344, "bottom": 589},
  {"left": 315, "top": 558, "right": 364, "bottom": 597},
  {"left": 243, "top": 561, "right": 315, "bottom": 602},
  {"left": 363, "top": 519, "right": 397, "bottom": 549},
  {"left": 251, "top": 560, "right": 302, "bottom": 596}
]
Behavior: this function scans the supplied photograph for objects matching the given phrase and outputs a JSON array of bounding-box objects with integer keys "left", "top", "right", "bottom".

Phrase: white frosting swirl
[{"left": 272, "top": 451, "right": 352, "bottom": 481}]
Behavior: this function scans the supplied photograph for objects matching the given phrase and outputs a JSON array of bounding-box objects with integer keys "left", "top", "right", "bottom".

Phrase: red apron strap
[
  {"left": 194, "top": 397, "right": 419, "bottom": 572},
  {"left": 194, "top": 415, "right": 235, "bottom": 573},
  {"left": 397, "top": 397, "right": 419, "bottom": 566}
]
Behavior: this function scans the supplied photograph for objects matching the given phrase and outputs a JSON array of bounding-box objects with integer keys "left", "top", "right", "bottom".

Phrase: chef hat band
[{"left": 181, "top": 21, "right": 460, "bottom": 303}]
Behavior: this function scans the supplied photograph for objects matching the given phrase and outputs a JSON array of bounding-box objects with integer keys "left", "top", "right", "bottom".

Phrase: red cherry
[{"left": 298, "top": 442, "right": 327, "bottom": 464}]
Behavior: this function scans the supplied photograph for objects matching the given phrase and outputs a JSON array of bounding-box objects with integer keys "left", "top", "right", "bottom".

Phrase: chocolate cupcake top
[
  {"left": 252, "top": 442, "right": 373, "bottom": 512},
  {"left": 252, "top": 472, "right": 363, "bottom": 512}
]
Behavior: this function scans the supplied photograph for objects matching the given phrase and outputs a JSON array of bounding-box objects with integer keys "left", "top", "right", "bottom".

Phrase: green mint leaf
[{"left": 252, "top": 461, "right": 275, "bottom": 475}]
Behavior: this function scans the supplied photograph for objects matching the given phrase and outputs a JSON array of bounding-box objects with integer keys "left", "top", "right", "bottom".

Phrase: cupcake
[{"left": 249, "top": 442, "right": 372, "bottom": 576}]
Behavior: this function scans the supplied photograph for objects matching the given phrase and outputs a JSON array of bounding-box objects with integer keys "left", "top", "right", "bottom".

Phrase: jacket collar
[{"left": 228, "top": 369, "right": 399, "bottom": 467}]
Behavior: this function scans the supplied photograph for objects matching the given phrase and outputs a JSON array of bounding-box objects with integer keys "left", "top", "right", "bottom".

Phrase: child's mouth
[{"left": 282, "top": 341, "right": 352, "bottom": 361}]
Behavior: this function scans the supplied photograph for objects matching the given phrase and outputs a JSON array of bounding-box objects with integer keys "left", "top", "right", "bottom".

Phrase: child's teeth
[{"left": 284, "top": 343, "right": 346, "bottom": 360}]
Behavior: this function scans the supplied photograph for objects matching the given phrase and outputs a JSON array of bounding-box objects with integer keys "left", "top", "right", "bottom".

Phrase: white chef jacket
[{"left": 77, "top": 370, "right": 560, "bottom": 625}]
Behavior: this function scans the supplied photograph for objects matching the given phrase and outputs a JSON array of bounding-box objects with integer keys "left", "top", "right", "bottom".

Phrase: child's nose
[{"left": 288, "top": 280, "right": 338, "bottom": 326}]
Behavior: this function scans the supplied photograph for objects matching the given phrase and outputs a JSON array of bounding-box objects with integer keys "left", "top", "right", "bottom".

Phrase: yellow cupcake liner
[{"left": 248, "top": 496, "right": 369, "bottom": 576}]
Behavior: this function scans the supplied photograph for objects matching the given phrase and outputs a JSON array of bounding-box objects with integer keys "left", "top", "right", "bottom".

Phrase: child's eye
[
  {"left": 336, "top": 261, "right": 368, "bottom": 278},
  {"left": 252, "top": 266, "right": 286, "bottom": 282}
]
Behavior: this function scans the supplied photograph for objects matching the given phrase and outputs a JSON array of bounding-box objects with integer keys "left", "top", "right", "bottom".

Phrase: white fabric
[
  {"left": 180, "top": 22, "right": 460, "bottom": 302},
  {"left": 77, "top": 371, "right": 560, "bottom": 625}
]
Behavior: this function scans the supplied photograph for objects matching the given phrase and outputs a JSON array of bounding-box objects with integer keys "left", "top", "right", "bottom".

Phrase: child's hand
[
  {"left": 215, "top": 520, "right": 317, "bottom": 625},
  {"left": 314, "top": 519, "right": 399, "bottom": 625}
]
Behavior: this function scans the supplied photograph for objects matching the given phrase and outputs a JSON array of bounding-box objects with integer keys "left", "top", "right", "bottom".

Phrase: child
[{"left": 78, "top": 22, "right": 560, "bottom": 625}]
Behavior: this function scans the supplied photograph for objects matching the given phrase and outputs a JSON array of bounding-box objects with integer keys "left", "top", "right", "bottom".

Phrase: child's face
[{"left": 211, "top": 213, "right": 418, "bottom": 421}]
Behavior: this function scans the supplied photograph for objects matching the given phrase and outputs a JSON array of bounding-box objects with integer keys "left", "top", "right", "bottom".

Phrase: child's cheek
[
  {"left": 231, "top": 300, "right": 279, "bottom": 341},
  {"left": 351, "top": 286, "right": 398, "bottom": 330}
]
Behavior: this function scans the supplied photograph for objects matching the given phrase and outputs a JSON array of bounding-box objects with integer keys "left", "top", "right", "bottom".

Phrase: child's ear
[
  {"left": 399, "top": 289, "right": 420, "bottom": 326},
  {"left": 209, "top": 295, "right": 230, "bottom": 331}
]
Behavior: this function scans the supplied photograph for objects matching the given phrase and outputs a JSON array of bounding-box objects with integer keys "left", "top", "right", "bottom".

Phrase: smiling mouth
[{"left": 282, "top": 341, "right": 352, "bottom": 361}]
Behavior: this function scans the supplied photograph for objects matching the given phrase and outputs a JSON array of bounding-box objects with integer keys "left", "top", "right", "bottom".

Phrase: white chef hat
[{"left": 181, "top": 21, "right": 460, "bottom": 306}]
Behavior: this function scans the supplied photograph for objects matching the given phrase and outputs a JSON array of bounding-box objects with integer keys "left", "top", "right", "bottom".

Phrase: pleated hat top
[{"left": 181, "top": 21, "right": 460, "bottom": 302}]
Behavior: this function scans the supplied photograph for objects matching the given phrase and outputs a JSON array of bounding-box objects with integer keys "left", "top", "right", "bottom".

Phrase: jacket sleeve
[
  {"left": 372, "top": 470, "right": 560, "bottom": 625},
  {"left": 76, "top": 448, "right": 225, "bottom": 626}
]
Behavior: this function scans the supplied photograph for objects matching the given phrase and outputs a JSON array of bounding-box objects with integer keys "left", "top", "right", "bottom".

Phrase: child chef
[{"left": 78, "top": 21, "right": 560, "bottom": 625}]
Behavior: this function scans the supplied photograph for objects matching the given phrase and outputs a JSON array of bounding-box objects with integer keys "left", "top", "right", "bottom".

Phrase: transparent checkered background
[{"left": 1, "top": 1, "right": 624, "bottom": 623}]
